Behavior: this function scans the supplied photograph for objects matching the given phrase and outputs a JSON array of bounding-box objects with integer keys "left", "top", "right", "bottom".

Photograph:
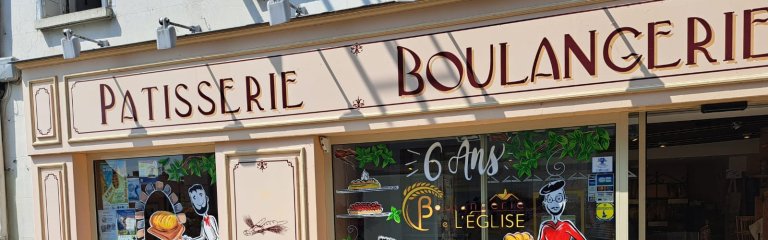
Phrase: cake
[
  {"left": 348, "top": 170, "right": 381, "bottom": 190},
  {"left": 348, "top": 201, "right": 383, "bottom": 215}
]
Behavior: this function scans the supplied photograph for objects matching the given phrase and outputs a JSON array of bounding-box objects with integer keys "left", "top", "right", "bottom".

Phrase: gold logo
[
  {"left": 492, "top": 188, "right": 515, "bottom": 201},
  {"left": 401, "top": 183, "right": 444, "bottom": 231}
]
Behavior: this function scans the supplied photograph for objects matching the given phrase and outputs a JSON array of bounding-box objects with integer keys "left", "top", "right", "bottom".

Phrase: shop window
[
  {"left": 646, "top": 109, "right": 768, "bottom": 240},
  {"left": 94, "top": 153, "right": 219, "bottom": 240},
  {"left": 333, "top": 125, "right": 617, "bottom": 240},
  {"left": 42, "top": 0, "right": 103, "bottom": 18}
]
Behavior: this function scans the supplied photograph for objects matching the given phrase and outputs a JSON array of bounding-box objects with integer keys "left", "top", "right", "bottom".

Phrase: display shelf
[
  {"left": 335, "top": 186, "right": 399, "bottom": 194},
  {"left": 336, "top": 212, "right": 391, "bottom": 219}
]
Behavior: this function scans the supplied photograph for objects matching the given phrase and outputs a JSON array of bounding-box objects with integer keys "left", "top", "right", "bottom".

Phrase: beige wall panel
[
  {"left": 216, "top": 137, "right": 318, "bottom": 239},
  {"left": 37, "top": 163, "right": 70, "bottom": 240},
  {"left": 29, "top": 78, "right": 60, "bottom": 145},
  {"left": 228, "top": 153, "right": 303, "bottom": 240}
]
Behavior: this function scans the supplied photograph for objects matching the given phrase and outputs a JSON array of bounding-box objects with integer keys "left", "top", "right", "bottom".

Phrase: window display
[
  {"left": 333, "top": 125, "right": 616, "bottom": 240},
  {"left": 94, "top": 153, "right": 219, "bottom": 240}
]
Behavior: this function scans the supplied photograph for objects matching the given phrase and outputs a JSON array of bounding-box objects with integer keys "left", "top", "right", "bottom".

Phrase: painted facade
[{"left": 3, "top": 0, "right": 768, "bottom": 239}]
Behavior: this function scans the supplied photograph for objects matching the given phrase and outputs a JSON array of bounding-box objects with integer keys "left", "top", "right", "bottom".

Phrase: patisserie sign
[{"left": 58, "top": 0, "right": 768, "bottom": 142}]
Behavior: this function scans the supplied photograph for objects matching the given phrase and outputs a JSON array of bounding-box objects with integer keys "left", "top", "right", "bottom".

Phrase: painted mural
[
  {"left": 94, "top": 154, "right": 219, "bottom": 240},
  {"left": 537, "top": 180, "right": 586, "bottom": 240}
]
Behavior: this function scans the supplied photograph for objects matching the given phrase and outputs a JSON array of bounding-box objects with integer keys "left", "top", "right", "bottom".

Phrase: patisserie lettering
[
  {"left": 423, "top": 138, "right": 503, "bottom": 181},
  {"left": 98, "top": 72, "right": 304, "bottom": 124}
]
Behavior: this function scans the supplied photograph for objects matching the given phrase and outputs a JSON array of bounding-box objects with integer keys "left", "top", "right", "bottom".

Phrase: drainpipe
[{"left": 0, "top": 56, "right": 20, "bottom": 240}]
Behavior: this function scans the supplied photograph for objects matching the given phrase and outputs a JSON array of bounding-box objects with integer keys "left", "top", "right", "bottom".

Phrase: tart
[
  {"left": 348, "top": 170, "right": 381, "bottom": 190},
  {"left": 348, "top": 201, "right": 383, "bottom": 215}
]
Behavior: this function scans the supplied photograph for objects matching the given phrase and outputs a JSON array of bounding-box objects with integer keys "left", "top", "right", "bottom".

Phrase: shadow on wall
[
  {"left": 0, "top": 0, "right": 13, "bottom": 56},
  {"left": 41, "top": 17, "right": 123, "bottom": 48},
  {"left": 317, "top": 0, "right": 375, "bottom": 11},
  {"left": 245, "top": 0, "right": 323, "bottom": 23},
  {"left": 2, "top": 82, "right": 27, "bottom": 240},
  {"left": 602, "top": 8, "right": 670, "bottom": 106},
  {"left": 242, "top": 0, "right": 266, "bottom": 24},
  {"left": 246, "top": 0, "right": 380, "bottom": 22}
]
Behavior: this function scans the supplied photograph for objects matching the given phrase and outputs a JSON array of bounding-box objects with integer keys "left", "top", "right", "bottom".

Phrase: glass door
[{"left": 643, "top": 103, "right": 768, "bottom": 240}]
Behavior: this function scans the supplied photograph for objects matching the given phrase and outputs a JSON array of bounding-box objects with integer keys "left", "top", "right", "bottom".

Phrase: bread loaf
[{"left": 150, "top": 211, "right": 179, "bottom": 232}]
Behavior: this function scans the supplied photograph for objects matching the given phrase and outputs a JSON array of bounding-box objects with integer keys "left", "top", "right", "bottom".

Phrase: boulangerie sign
[{"left": 63, "top": 0, "right": 768, "bottom": 141}]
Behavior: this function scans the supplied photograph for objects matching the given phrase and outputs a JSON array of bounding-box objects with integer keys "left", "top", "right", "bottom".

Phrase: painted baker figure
[
  {"left": 537, "top": 180, "right": 587, "bottom": 240},
  {"left": 183, "top": 184, "right": 220, "bottom": 240}
]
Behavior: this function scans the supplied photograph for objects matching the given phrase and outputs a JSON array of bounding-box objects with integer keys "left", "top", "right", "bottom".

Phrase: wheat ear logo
[{"left": 401, "top": 182, "right": 444, "bottom": 232}]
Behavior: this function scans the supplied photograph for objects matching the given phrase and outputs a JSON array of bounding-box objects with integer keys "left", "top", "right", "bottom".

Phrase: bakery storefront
[{"left": 18, "top": 0, "right": 768, "bottom": 239}]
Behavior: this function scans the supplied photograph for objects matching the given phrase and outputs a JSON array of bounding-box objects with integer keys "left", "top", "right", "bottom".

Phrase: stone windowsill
[{"left": 35, "top": 7, "right": 114, "bottom": 30}]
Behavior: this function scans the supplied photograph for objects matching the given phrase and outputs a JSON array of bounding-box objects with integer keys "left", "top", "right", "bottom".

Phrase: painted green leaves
[
  {"left": 503, "top": 127, "right": 612, "bottom": 178},
  {"left": 159, "top": 154, "right": 217, "bottom": 184},
  {"left": 164, "top": 159, "right": 185, "bottom": 182},
  {"left": 560, "top": 128, "right": 611, "bottom": 162},
  {"left": 386, "top": 206, "right": 402, "bottom": 224},
  {"left": 505, "top": 132, "right": 544, "bottom": 178},
  {"left": 355, "top": 144, "right": 396, "bottom": 169}
]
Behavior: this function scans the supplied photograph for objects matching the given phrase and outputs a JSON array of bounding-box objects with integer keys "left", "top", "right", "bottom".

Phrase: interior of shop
[{"left": 640, "top": 104, "right": 768, "bottom": 240}]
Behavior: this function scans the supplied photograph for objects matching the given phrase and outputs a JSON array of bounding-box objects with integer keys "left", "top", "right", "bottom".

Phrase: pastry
[
  {"left": 348, "top": 201, "right": 383, "bottom": 215},
  {"left": 503, "top": 232, "right": 533, "bottom": 240},
  {"left": 348, "top": 170, "right": 381, "bottom": 190}
]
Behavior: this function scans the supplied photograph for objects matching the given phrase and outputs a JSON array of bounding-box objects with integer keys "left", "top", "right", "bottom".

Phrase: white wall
[
  {"left": 4, "top": 0, "right": 398, "bottom": 60},
  {"left": 2, "top": 82, "right": 32, "bottom": 240},
  {"left": 0, "top": 0, "right": 11, "bottom": 57}
]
